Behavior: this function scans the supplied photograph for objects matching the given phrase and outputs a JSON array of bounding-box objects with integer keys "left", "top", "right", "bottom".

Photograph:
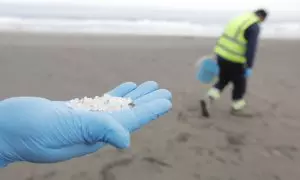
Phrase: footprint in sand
[
  {"left": 142, "top": 157, "right": 172, "bottom": 168},
  {"left": 71, "top": 172, "right": 91, "bottom": 180},
  {"left": 100, "top": 158, "right": 134, "bottom": 180},
  {"left": 226, "top": 133, "right": 246, "bottom": 146},
  {"left": 175, "top": 132, "right": 192, "bottom": 143},
  {"left": 177, "top": 111, "right": 188, "bottom": 123},
  {"left": 26, "top": 171, "right": 58, "bottom": 180},
  {"left": 100, "top": 157, "right": 172, "bottom": 180},
  {"left": 264, "top": 145, "right": 298, "bottom": 160}
]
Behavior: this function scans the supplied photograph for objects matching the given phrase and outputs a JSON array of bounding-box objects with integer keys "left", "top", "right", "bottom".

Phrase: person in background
[{"left": 201, "top": 9, "right": 268, "bottom": 117}]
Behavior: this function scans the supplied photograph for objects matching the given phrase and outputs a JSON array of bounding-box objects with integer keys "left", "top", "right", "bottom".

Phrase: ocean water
[
  {"left": 0, "top": 17, "right": 299, "bottom": 39},
  {"left": 0, "top": 2, "right": 299, "bottom": 40}
]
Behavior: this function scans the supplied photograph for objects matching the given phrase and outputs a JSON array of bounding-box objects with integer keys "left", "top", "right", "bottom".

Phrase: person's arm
[{"left": 244, "top": 23, "right": 260, "bottom": 68}]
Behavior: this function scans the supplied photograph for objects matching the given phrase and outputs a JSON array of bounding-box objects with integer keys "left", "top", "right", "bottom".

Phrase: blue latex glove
[
  {"left": 0, "top": 81, "right": 172, "bottom": 167},
  {"left": 245, "top": 68, "right": 253, "bottom": 78}
]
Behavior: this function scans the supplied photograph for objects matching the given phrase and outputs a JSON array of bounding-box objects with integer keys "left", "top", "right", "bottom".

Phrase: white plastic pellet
[{"left": 66, "top": 94, "right": 134, "bottom": 112}]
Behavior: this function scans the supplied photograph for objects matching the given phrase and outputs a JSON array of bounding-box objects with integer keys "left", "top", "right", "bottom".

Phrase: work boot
[
  {"left": 230, "top": 108, "right": 255, "bottom": 118},
  {"left": 200, "top": 97, "right": 213, "bottom": 118},
  {"left": 230, "top": 100, "right": 254, "bottom": 117},
  {"left": 200, "top": 88, "right": 220, "bottom": 118}
]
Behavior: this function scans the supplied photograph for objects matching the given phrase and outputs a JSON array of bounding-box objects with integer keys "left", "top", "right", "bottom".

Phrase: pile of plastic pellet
[{"left": 66, "top": 94, "right": 134, "bottom": 112}]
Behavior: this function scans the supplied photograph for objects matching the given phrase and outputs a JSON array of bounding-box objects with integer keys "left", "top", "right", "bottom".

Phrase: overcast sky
[{"left": 0, "top": 0, "right": 299, "bottom": 11}]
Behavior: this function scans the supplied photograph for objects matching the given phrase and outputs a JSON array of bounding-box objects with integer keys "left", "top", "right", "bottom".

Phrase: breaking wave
[{"left": 0, "top": 17, "right": 299, "bottom": 39}]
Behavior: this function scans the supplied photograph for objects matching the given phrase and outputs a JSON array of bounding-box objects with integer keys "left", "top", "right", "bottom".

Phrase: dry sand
[{"left": 0, "top": 32, "right": 300, "bottom": 180}]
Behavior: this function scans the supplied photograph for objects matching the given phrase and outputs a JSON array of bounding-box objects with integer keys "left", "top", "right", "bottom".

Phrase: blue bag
[{"left": 195, "top": 56, "right": 219, "bottom": 84}]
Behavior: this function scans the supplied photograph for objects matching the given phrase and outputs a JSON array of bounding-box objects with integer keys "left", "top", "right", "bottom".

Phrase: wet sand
[{"left": 0, "top": 32, "right": 300, "bottom": 180}]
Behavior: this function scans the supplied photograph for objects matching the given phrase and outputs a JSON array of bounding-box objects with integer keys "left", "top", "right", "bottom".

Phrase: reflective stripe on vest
[{"left": 214, "top": 13, "right": 260, "bottom": 64}]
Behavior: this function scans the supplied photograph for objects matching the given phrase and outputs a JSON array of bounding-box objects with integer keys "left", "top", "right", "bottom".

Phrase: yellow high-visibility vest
[{"left": 214, "top": 12, "right": 260, "bottom": 64}]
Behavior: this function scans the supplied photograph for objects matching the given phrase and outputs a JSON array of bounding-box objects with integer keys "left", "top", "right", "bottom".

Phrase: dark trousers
[{"left": 213, "top": 56, "right": 247, "bottom": 101}]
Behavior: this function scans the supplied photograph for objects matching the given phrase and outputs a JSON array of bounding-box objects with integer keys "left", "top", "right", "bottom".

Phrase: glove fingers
[
  {"left": 133, "top": 99, "right": 172, "bottom": 129},
  {"left": 134, "top": 89, "right": 172, "bottom": 105},
  {"left": 124, "top": 81, "right": 159, "bottom": 100},
  {"left": 106, "top": 82, "right": 137, "bottom": 97},
  {"left": 119, "top": 99, "right": 172, "bottom": 132}
]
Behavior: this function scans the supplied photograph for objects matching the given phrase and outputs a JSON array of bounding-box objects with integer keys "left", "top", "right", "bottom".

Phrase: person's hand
[
  {"left": 245, "top": 68, "right": 253, "bottom": 78},
  {"left": 0, "top": 81, "right": 172, "bottom": 167}
]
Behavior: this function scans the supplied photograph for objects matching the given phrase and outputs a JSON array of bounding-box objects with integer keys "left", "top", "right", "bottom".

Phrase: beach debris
[{"left": 66, "top": 94, "right": 134, "bottom": 112}]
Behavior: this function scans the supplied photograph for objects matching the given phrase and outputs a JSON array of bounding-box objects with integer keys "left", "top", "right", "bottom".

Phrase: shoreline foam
[{"left": 0, "top": 17, "right": 299, "bottom": 39}]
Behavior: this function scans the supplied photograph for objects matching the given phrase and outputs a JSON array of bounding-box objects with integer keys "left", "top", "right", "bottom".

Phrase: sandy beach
[{"left": 0, "top": 32, "right": 300, "bottom": 180}]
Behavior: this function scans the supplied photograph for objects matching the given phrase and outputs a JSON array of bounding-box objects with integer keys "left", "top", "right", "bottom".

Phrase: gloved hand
[
  {"left": 245, "top": 68, "right": 253, "bottom": 78},
  {"left": 0, "top": 81, "right": 172, "bottom": 167}
]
